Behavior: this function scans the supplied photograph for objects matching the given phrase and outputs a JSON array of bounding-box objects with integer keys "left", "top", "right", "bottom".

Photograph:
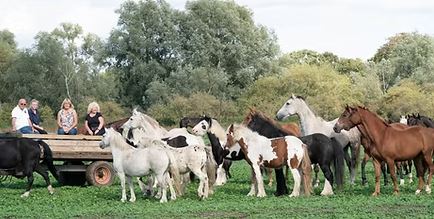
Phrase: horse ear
[
  {"left": 228, "top": 124, "right": 234, "bottom": 134},
  {"left": 291, "top": 93, "right": 296, "bottom": 99},
  {"left": 132, "top": 108, "right": 139, "bottom": 115}
]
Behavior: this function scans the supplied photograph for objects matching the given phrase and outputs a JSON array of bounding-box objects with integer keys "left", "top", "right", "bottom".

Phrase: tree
[
  {"left": 107, "top": 0, "right": 279, "bottom": 108},
  {"left": 239, "top": 64, "right": 358, "bottom": 120},
  {"left": 371, "top": 32, "right": 434, "bottom": 87}
]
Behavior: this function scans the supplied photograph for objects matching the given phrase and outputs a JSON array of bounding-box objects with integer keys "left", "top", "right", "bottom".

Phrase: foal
[{"left": 225, "top": 124, "right": 312, "bottom": 197}]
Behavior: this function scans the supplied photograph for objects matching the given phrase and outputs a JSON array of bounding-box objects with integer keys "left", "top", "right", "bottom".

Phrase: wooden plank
[
  {"left": 52, "top": 151, "right": 112, "bottom": 160},
  {"left": 44, "top": 140, "right": 101, "bottom": 147},
  {"left": 22, "top": 134, "right": 102, "bottom": 141}
]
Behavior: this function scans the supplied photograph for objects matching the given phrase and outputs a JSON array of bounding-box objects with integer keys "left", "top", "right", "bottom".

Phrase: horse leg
[
  {"left": 267, "top": 168, "right": 273, "bottom": 187},
  {"left": 385, "top": 159, "right": 399, "bottom": 195},
  {"left": 372, "top": 159, "right": 382, "bottom": 196},
  {"left": 319, "top": 164, "right": 334, "bottom": 196},
  {"left": 247, "top": 167, "right": 257, "bottom": 196},
  {"left": 165, "top": 173, "right": 176, "bottom": 201},
  {"left": 156, "top": 173, "right": 168, "bottom": 203},
  {"left": 349, "top": 143, "right": 358, "bottom": 185},
  {"left": 361, "top": 153, "right": 369, "bottom": 186},
  {"left": 408, "top": 160, "right": 414, "bottom": 184},
  {"left": 397, "top": 162, "right": 405, "bottom": 186},
  {"left": 126, "top": 176, "right": 136, "bottom": 202},
  {"left": 289, "top": 167, "right": 301, "bottom": 197},
  {"left": 118, "top": 172, "right": 127, "bottom": 202},
  {"left": 274, "top": 168, "right": 288, "bottom": 196},
  {"left": 191, "top": 168, "right": 209, "bottom": 199},
  {"left": 21, "top": 172, "right": 34, "bottom": 198},
  {"left": 252, "top": 164, "right": 266, "bottom": 197},
  {"left": 422, "top": 153, "right": 434, "bottom": 194},
  {"left": 34, "top": 165, "right": 54, "bottom": 195},
  {"left": 313, "top": 164, "right": 320, "bottom": 188},
  {"left": 381, "top": 161, "right": 388, "bottom": 186},
  {"left": 414, "top": 155, "right": 425, "bottom": 195},
  {"left": 343, "top": 145, "right": 353, "bottom": 184}
]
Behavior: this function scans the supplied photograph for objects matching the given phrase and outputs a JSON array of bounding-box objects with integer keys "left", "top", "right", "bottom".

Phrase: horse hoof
[
  {"left": 415, "top": 189, "right": 421, "bottom": 195},
  {"left": 121, "top": 198, "right": 126, "bottom": 203},
  {"left": 393, "top": 191, "right": 399, "bottom": 196},
  {"left": 257, "top": 193, "right": 266, "bottom": 198},
  {"left": 289, "top": 193, "right": 299, "bottom": 198},
  {"left": 129, "top": 198, "right": 136, "bottom": 202},
  {"left": 400, "top": 179, "right": 405, "bottom": 186},
  {"left": 425, "top": 185, "right": 431, "bottom": 194},
  {"left": 371, "top": 192, "right": 379, "bottom": 197},
  {"left": 160, "top": 199, "right": 168, "bottom": 203},
  {"left": 20, "top": 192, "right": 30, "bottom": 198}
]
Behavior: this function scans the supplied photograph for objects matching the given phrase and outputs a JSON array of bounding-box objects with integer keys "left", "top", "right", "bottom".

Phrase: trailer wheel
[{"left": 86, "top": 161, "right": 115, "bottom": 187}]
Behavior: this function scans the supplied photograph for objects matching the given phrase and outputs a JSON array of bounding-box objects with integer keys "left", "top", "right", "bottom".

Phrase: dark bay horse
[
  {"left": 243, "top": 110, "right": 345, "bottom": 196},
  {"left": 334, "top": 106, "right": 434, "bottom": 195},
  {"left": 0, "top": 136, "right": 58, "bottom": 197},
  {"left": 407, "top": 114, "right": 434, "bottom": 128}
]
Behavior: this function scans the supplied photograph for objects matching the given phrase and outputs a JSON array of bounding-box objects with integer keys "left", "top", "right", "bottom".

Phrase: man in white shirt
[{"left": 11, "top": 98, "right": 34, "bottom": 134}]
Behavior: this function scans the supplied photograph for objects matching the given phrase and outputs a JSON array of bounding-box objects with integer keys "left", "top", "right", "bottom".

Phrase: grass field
[{"left": 1, "top": 160, "right": 433, "bottom": 218}]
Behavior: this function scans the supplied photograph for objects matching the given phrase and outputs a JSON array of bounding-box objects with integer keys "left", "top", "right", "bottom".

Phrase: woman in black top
[{"left": 85, "top": 102, "right": 105, "bottom": 135}]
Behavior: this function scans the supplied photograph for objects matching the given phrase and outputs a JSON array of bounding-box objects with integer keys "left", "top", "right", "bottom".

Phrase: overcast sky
[{"left": 1, "top": 0, "right": 433, "bottom": 60}]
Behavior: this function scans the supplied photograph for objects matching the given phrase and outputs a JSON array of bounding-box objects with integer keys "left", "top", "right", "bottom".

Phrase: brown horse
[
  {"left": 243, "top": 108, "right": 301, "bottom": 137},
  {"left": 225, "top": 124, "right": 312, "bottom": 197},
  {"left": 334, "top": 106, "right": 434, "bottom": 196},
  {"left": 358, "top": 123, "right": 412, "bottom": 186}
]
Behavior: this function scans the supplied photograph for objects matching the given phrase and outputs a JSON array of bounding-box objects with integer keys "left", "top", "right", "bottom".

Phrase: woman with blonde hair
[
  {"left": 57, "top": 98, "right": 78, "bottom": 135},
  {"left": 84, "top": 101, "right": 105, "bottom": 135}
]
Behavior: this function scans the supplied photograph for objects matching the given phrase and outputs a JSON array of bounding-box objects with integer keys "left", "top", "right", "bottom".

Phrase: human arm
[
  {"left": 72, "top": 110, "right": 78, "bottom": 128},
  {"left": 85, "top": 119, "right": 93, "bottom": 135},
  {"left": 57, "top": 111, "right": 62, "bottom": 128},
  {"left": 95, "top": 116, "right": 105, "bottom": 134},
  {"left": 11, "top": 117, "right": 16, "bottom": 132}
]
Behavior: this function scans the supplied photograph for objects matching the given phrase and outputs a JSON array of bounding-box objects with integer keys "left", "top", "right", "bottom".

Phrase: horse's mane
[
  {"left": 231, "top": 123, "right": 262, "bottom": 141},
  {"left": 356, "top": 106, "right": 390, "bottom": 127},
  {"left": 243, "top": 109, "right": 291, "bottom": 135},
  {"left": 295, "top": 95, "right": 305, "bottom": 100},
  {"left": 108, "top": 128, "right": 133, "bottom": 151}
]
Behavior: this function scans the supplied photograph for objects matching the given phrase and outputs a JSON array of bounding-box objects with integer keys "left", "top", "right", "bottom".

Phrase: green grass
[{"left": 1, "top": 161, "right": 433, "bottom": 218}]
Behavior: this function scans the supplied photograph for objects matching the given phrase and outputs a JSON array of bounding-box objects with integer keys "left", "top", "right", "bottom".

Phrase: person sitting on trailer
[
  {"left": 28, "top": 99, "right": 47, "bottom": 134},
  {"left": 57, "top": 98, "right": 78, "bottom": 135},
  {"left": 84, "top": 102, "right": 105, "bottom": 135},
  {"left": 11, "top": 98, "right": 34, "bottom": 134}
]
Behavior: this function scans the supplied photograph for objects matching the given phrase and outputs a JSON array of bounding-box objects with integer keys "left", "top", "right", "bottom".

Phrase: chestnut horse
[
  {"left": 334, "top": 106, "right": 434, "bottom": 195},
  {"left": 225, "top": 124, "right": 312, "bottom": 197}
]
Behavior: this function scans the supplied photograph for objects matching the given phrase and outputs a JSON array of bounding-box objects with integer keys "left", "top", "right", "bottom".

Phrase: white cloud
[{"left": 0, "top": 0, "right": 433, "bottom": 60}]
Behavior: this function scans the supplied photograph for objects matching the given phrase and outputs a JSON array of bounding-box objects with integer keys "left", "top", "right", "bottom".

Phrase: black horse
[
  {"left": 0, "top": 135, "right": 58, "bottom": 197},
  {"left": 407, "top": 113, "right": 434, "bottom": 128},
  {"left": 244, "top": 112, "right": 345, "bottom": 196},
  {"left": 179, "top": 116, "right": 205, "bottom": 129}
]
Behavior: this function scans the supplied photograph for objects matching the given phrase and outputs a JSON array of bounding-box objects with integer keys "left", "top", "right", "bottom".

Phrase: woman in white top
[{"left": 57, "top": 98, "right": 78, "bottom": 135}]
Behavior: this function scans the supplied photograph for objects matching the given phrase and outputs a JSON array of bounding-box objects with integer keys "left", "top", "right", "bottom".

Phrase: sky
[{"left": 0, "top": 0, "right": 433, "bottom": 60}]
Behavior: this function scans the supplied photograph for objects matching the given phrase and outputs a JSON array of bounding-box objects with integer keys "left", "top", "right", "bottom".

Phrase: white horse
[
  {"left": 276, "top": 94, "right": 361, "bottom": 184},
  {"left": 99, "top": 128, "right": 182, "bottom": 203},
  {"left": 122, "top": 110, "right": 216, "bottom": 199},
  {"left": 225, "top": 124, "right": 312, "bottom": 197}
]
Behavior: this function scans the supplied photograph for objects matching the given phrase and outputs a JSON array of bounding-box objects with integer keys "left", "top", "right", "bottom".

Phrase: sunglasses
[{"left": 20, "top": 103, "right": 27, "bottom": 106}]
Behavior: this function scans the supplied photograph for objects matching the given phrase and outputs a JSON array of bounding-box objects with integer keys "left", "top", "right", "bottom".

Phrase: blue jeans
[
  {"left": 18, "top": 126, "right": 33, "bottom": 134},
  {"left": 58, "top": 127, "right": 78, "bottom": 135}
]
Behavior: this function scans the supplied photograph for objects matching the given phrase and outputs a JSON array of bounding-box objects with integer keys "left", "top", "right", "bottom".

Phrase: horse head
[
  {"left": 99, "top": 128, "right": 113, "bottom": 149},
  {"left": 191, "top": 115, "right": 213, "bottom": 136},
  {"left": 333, "top": 105, "right": 361, "bottom": 133},
  {"left": 276, "top": 94, "right": 303, "bottom": 120}
]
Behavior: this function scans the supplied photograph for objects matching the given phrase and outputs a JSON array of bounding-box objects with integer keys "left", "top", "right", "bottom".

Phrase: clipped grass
[{"left": 0, "top": 161, "right": 433, "bottom": 218}]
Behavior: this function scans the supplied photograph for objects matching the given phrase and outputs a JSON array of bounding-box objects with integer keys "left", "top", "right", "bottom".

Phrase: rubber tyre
[{"left": 86, "top": 161, "right": 115, "bottom": 187}]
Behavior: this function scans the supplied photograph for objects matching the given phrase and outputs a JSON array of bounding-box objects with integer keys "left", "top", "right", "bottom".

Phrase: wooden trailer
[{"left": 22, "top": 134, "right": 115, "bottom": 187}]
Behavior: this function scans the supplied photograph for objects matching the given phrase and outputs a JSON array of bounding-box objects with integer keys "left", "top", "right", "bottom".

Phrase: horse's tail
[
  {"left": 331, "top": 137, "right": 345, "bottom": 190},
  {"left": 38, "top": 140, "right": 59, "bottom": 181},
  {"left": 204, "top": 146, "right": 217, "bottom": 189},
  {"left": 166, "top": 149, "right": 183, "bottom": 196},
  {"left": 301, "top": 143, "right": 312, "bottom": 196}
]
